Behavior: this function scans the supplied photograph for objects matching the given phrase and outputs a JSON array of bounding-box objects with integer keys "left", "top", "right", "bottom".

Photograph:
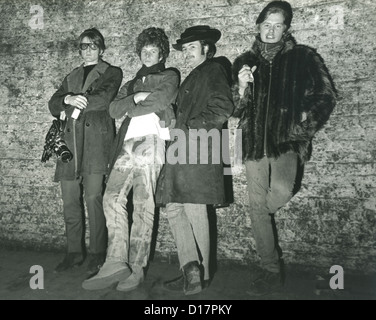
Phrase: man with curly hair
[{"left": 82, "top": 27, "right": 179, "bottom": 292}]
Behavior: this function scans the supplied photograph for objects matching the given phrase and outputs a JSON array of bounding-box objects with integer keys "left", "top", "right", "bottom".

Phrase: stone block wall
[{"left": 1, "top": 0, "right": 375, "bottom": 274}]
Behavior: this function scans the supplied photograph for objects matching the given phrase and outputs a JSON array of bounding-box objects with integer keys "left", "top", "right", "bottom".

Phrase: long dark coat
[
  {"left": 48, "top": 60, "right": 123, "bottom": 181},
  {"left": 156, "top": 57, "right": 234, "bottom": 205},
  {"left": 231, "top": 35, "right": 337, "bottom": 163}
]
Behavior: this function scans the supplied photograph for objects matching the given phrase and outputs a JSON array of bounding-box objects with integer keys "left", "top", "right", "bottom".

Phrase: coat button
[
  {"left": 85, "top": 123, "right": 90, "bottom": 127},
  {"left": 67, "top": 128, "right": 71, "bottom": 132}
]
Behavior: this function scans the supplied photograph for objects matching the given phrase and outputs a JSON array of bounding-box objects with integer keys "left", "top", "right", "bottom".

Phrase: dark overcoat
[
  {"left": 231, "top": 36, "right": 337, "bottom": 163},
  {"left": 156, "top": 57, "right": 234, "bottom": 205},
  {"left": 48, "top": 60, "right": 123, "bottom": 181}
]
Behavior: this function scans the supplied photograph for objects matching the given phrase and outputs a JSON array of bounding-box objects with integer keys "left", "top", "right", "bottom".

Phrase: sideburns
[{"left": 200, "top": 44, "right": 207, "bottom": 56}]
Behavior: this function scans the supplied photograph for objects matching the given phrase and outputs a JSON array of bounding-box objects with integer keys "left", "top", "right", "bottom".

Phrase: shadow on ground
[{"left": 0, "top": 247, "right": 375, "bottom": 300}]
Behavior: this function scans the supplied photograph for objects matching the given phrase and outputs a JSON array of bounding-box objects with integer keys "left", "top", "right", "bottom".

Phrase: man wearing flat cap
[{"left": 156, "top": 25, "right": 234, "bottom": 295}]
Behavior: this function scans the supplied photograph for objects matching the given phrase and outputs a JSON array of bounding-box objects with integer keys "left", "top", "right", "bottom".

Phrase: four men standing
[{"left": 49, "top": 0, "right": 335, "bottom": 297}]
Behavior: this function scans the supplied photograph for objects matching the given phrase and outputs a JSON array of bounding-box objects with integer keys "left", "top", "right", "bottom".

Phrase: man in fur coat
[{"left": 231, "top": 1, "right": 336, "bottom": 296}]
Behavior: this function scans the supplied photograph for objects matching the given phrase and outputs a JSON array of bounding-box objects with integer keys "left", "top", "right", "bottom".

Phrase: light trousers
[{"left": 166, "top": 202, "right": 210, "bottom": 280}]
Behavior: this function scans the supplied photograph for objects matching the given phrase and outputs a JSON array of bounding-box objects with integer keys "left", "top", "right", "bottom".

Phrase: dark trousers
[
  {"left": 60, "top": 174, "right": 107, "bottom": 255},
  {"left": 245, "top": 152, "right": 303, "bottom": 272}
]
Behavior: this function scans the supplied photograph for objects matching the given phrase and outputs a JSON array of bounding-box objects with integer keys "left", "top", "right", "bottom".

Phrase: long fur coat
[{"left": 231, "top": 35, "right": 337, "bottom": 163}]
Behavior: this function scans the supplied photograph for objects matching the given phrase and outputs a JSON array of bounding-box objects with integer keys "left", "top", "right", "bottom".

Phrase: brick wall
[{"left": 1, "top": 0, "right": 375, "bottom": 274}]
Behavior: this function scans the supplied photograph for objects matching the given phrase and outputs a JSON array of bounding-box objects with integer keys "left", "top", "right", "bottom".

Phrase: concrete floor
[{"left": 0, "top": 247, "right": 375, "bottom": 301}]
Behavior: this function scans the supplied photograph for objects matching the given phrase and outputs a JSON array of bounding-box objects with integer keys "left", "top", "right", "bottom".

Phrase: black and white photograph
[{"left": 0, "top": 0, "right": 375, "bottom": 307}]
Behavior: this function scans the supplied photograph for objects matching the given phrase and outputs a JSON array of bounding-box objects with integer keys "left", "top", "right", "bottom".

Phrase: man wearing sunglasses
[{"left": 48, "top": 28, "right": 123, "bottom": 276}]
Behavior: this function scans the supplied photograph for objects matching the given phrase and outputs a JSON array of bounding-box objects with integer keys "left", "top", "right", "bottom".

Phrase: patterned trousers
[{"left": 103, "top": 135, "right": 164, "bottom": 271}]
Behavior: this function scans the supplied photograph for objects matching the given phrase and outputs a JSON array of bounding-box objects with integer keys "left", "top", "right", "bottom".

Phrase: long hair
[{"left": 199, "top": 40, "right": 216, "bottom": 59}]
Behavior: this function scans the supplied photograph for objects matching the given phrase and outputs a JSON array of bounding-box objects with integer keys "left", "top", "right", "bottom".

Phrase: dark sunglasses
[{"left": 79, "top": 43, "right": 98, "bottom": 50}]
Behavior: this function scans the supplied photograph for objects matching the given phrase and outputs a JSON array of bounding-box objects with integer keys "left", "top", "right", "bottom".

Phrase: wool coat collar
[{"left": 67, "top": 59, "right": 109, "bottom": 93}]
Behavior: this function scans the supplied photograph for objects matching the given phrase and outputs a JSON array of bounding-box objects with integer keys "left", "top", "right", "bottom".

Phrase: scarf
[
  {"left": 128, "top": 62, "right": 165, "bottom": 94},
  {"left": 107, "top": 62, "right": 166, "bottom": 177},
  {"left": 254, "top": 35, "right": 286, "bottom": 62}
]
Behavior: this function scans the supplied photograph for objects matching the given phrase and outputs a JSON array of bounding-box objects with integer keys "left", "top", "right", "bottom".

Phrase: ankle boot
[
  {"left": 163, "top": 261, "right": 202, "bottom": 295},
  {"left": 182, "top": 261, "right": 202, "bottom": 295}
]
